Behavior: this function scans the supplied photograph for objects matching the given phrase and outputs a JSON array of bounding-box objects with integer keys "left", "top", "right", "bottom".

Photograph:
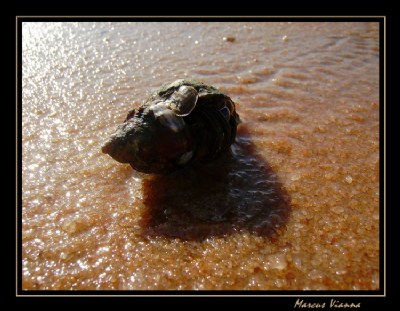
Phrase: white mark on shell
[{"left": 150, "top": 101, "right": 169, "bottom": 118}]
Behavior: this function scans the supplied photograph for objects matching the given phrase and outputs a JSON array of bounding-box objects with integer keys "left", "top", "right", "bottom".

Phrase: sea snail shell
[{"left": 102, "top": 79, "right": 240, "bottom": 174}]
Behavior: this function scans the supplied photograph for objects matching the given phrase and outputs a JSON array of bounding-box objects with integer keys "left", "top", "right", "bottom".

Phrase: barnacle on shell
[{"left": 102, "top": 79, "right": 240, "bottom": 174}]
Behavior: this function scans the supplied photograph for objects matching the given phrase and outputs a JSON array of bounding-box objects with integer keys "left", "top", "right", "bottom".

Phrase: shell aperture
[{"left": 166, "top": 85, "right": 199, "bottom": 117}]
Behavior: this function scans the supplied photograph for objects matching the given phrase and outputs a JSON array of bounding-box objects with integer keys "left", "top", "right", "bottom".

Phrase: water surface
[{"left": 22, "top": 22, "right": 379, "bottom": 290}]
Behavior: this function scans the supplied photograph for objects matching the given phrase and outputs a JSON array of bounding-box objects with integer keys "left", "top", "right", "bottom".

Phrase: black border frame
[{"left": 14, "top": 14, "right": 392, "bottom": 309}]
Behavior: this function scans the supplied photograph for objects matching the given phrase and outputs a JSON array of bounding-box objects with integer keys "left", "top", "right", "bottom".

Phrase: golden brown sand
[{"left": 22, "top": 22, "right": 379, "bottom": 290}]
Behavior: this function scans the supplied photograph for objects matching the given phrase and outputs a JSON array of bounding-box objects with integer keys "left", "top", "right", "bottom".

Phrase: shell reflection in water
[{"left": 102, "top": 79, "right": 240, "bottom": 174}]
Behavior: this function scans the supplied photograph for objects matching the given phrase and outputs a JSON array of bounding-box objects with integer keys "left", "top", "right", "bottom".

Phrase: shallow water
[{"left": 22, "top": 22, "right": 379, "bottom": 290}]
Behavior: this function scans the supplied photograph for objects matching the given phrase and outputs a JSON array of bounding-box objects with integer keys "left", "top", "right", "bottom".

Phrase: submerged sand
[{"left": 22, "top": 22, "right": 379, "bottom": 290}]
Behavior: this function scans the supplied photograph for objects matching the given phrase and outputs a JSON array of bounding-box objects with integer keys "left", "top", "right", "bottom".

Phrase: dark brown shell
[{"left": 102, "top": 79, "right": 240, "bottom": 174}]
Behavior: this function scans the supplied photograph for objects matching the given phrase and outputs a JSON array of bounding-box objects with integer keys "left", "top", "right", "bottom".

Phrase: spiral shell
[{"left": 102, "top": 79, "right": 240, "bottom": 174}]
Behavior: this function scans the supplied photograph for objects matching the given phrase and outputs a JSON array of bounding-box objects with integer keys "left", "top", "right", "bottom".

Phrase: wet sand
[{"left": 22, "top": 22, "right": 379, "bottom": 290}]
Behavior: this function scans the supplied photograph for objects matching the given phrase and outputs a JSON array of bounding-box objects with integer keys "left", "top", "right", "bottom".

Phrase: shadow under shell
[{"left": 140, "top": 126, "right": 291, "bottom": 242}]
